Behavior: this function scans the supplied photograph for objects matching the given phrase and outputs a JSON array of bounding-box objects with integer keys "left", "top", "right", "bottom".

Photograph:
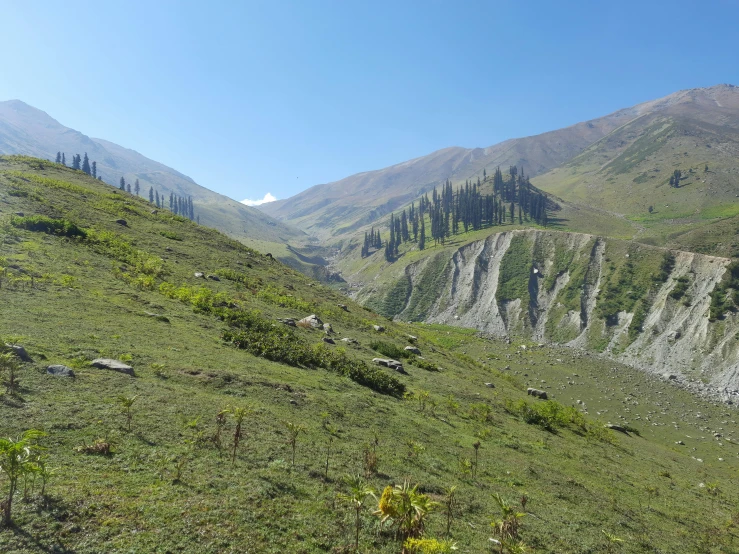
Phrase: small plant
[
  {"left": 602, "top": 530, "right": 624, "bottom": 553},
  {"left": 407, "top": 439, "right": 425, "bottom": 459},
  {"left": 458, "top": 457, "right": 472, "bottom": 478},
  {"left": 374, "top": 481, "right": 437, "bottom": 541},
  {"left": 403, "top": 537, "right": 458, "bottom": 553},
  {"left": 442, "top": 486, "right": 458, "bottom": 537},
  {"left": 337, "top": 474, "right": 376, "bottom": 551},
  {"left": 228, "top": 406, "right": 251, "bottom": 464},
  {"left": 490, "top": 493, "right": 525, "bottom": 552},
  {"left": 417, "top": 390, "right": 430, "bottom": 412},
  {"left": 116, "top": 395, "right": 139, "bottom": 431},
  {"left": 472, "top": 441, "right": 481, "bottom": 479},
  {"left": 75, "top": 438, "right": 114, "bottom": 456},
  {"left": 0, "top": 352, "right": 21, "bottom": 396},
  {"left": 0, "top": 430, "right": 46, "bottom": 526},
  {"left": 213, "top": 408, "right": 229, "bottom": 453},
  {"left": 284, "top": 421, "right": 306, "bottom": 468},
  {"left": 645, "top": 485, "right": 659, "bottom": 510},
  {"left": 445, "top": 395, "right": 459, "bottom": 415}
]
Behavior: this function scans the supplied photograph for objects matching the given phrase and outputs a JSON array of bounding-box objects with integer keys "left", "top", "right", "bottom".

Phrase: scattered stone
[
  {"left": 297, "top": 314, "right": 323, "bottom": 329},
  {"left": 668, "top": 374, "right": 678, "bottom": 380},
  {"left": 5, "top": 344, "right": 32, "bottom": 362},
  {"left": 115, "top": 219, "right": 128, "bottom": 226},
  {"left": 527, "top": 388, "right": 548, "bottom": 400},
  {"left": 207, "top": 275, "right": 221, "bottom": 281},
  {"left": 279, "top": 318, "right": 297, "bottom": 327},
  {"left": 265, "top": 253, "right": 274, "bottom": 259},
  {"left": 373, "top": 325, "right": 385, "bottom": 332},
  {"left": 91, "top": 358, "right": 134, "bottom": 376},
  {"left": 485, "top": 382, "right": 495, "bottom": 388},
  {"left": 289, "top": 399, "right": 298, "bottom": 405},
  {"left": 323, "top": 323, "right": 334, "bottom": 334},
  {"left": 404, "top": 346, "right": 422, "bottom": 355},
  {"left": 47, "top": 365, "right": 75, "bottom": 377},
  {"left": 322, "top": 337, "right": 335, "bottom": 345},
  {"left": 337, "top": 304, "right": 349, "bottom": 312},
  {"left": 373, "top": 358, "right": 405, "bottom": 372},
  {"left": 676, "top": 441, "right": 685, "bottom": 445},
  {"left": 194, "top": 272, "right": 205, "bottom": 278},
  {"left": 407, "top": 335, "right": 418, "bottom": 343},
  {"left": 340, "top": 338, "right": 358, "bottom": 345},
  {"left": 150, "top": 209, "right": 158, "bottom": 214},
  {"left": 13, "top": 212, "right": 24, "bottom": 217}
]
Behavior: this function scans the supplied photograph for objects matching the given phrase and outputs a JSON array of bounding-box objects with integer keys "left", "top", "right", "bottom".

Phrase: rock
[
  {"left": 407, "top": 335, "right": 418, "bottom": 343},
  {"left": 13, "top": 212, "right": 24, "bottom": 217},
  {"left": 265, "top": 253, "right": 274, "bottom": 259},
  {"left": 485, "top": 382, "right": 495, "bottom": 388},
  {"left": 194, "top": 272, "right": 205, "bottom": 278},
  {"left": 279, "top": 318, "right": 297, "bottom": 327},
  {"left": 5, "top": 344, "right": 32, "bottom": 362},
  {"left": 323, "top": 323, "right": 333, "bottom": 334},
  {"left": 297, "top": 315, "right": 323, "bottom": 329},
  {"left": 340, "top": 338, "right": 358, "bottom": 345},
  {"left": 373, "top": 358, "right": 390, "bottom": 367},
  {"left": 115, "top": 219, "right": 128, "bottom": 226},
  {"left": 526, "top": 388, "right": 548, "bottom": 400},
  {"left": 150, "top": 209, "right": 158, "bottom": 214},
  {"left": 337, "top": 304, "right": 349, "bottom": 312},
  {"left": 322, "top": 337, "right": 335, "bottom": 345},
  {"left": 289, "top": 399, "right": 298, "bottom": 405},
  {"left": 207, "top": 275, "right": 221, "bottom": 281},
  {"left": 373, "top": 358, "right": 404, "bottom": 372},
  {"left": 668, "top": 374, "right": 678, "bottom": 380},
  {"left": 47, "top": 365, "right": 75, "bottom": 377},
  {"left": 91, "top": 358, "right": 134, "bottom": 376},
  {"left": 373, "top": 325, "right": 385, "bottom": 332},
  {"left": 404, "top": 346, "right": 422, "bottom": 355},
  {"left": 676, "top": 441, "right": 685, "bottom": 445}
]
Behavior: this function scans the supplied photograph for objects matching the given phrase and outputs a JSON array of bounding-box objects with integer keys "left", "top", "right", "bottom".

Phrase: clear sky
[{"left": 1, "top": 0, "right": 737, "bottom": 204}]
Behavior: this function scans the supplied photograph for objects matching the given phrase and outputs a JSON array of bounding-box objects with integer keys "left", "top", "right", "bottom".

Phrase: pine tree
[
  {"left": 149, "top": 187, "right": 154, "bottom": 203},
  {"left": 419, "top": 216, "right": 426, "bottom": 250},
  {"left": 92, "top": 161, "right": 97, "bottom": 179},
  {"left": 119, "top": 177, "right": 126, "bottom": 191},
  {"left": 55, "top": 152, "right": 61, "bottom": 164},
  {"left": 61, "top": 153, "right": 66, "bottom": 166},
  {"left": 72, "top": 154, "right": 81, "bottom": 170},
  {"left": 126, "top": 183, "right": 131, "bottom": 193},
  {"left": 134, "top": 179, "right": 140, "bottom": 196},
  {"left": 155, "top": 190, "right": 160, "bottom": 208},
  {"left": 82, "top": 153, "right": 91, "bottom": 175}
]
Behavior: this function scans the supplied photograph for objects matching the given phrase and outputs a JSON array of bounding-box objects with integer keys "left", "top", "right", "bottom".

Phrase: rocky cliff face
[{"left": 376, "top": 230, "right": 739, "bottom": 395}]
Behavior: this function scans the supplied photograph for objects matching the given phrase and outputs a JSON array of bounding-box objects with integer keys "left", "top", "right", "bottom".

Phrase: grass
[{"left": 3, "top": 157, "right": 739, "bottom": 553}]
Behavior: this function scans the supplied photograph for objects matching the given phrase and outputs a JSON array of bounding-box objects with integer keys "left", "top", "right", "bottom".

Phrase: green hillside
[{"left": 3, "top": 156, "right": 739, "bottom": 553}]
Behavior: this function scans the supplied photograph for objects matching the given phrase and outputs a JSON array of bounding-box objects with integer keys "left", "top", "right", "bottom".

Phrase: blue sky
[{"left": 1, "top": 0, "right": 737, "bottom": 204}]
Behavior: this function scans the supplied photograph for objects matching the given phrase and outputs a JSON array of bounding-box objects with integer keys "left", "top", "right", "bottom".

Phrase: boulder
[
  {"left": 526, "top": 388, "right": 548, "bottom": 400},
  {"left": 485, "top": 382, "right": 495, "bottom": 388},
  {"left": 322, "top": 337, "right": 335, "bottom": 345},
  {"left": 279, "top": 318, "right": 297, "bottom": 327},
  {"left": 337, "top": 304, "right": 349, "bottom": 312},
  {"left": 5, "top": 344, "right": 32, "bottom": 362},
  {"left": 150, "top": 209, "right": 158, "bottom": 214},
  {"left": 207, "top": 275, "right": 221, "bottom": 281},
  {"left": 47, "top": 365, "right": 75, "bottom": 377},
  {"left": 323, "top": 323, "right": 334, "bottom": 334},
  {"left": 373, "top": 325, "right": 385, "bottom": 332},
  {"left": 373, "top": 358, "right": 404, "bottom": 371},
  {"left": 13, "top": 212, "right": 24, "bottom": 217},
  {"left": 340, "top": 338, "right": 358, "bottom": 345},
  {"left": 144, "top": 312, "right": 170, "bottom": 323},
  {"left": 194, "top": 272, "right": 205, "bottom": 278},
  {"left": 404, "top": 346, "right": 421, "bottom": 356},
  {"left": 407, "top": 335, "right": 418, "bottom": 343},
  {"left": 115, "top": 219, "right": 128, "bottom": 226},
  {"left": 297, "top": 315, "right": 323, "bottom": 329},
  {"left": 91, "top": 358, "right": 134, "bottom": 376}
]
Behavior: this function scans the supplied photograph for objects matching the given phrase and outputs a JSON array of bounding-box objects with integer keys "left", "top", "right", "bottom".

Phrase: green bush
[
  {"left": 409, "top": 357, "right": 439, "bottom": 371},
  {"left": 159, "top": 230, "right": 182, "bottom": 241},
  {"left": 10, "top": 215, "right": 86, "bottom": 238},
  {"left": 370, "top": 340, "right": 409, "bottom": 359},
  {"left": 669, "top": 276, "right": 690, "bottom": 300}
]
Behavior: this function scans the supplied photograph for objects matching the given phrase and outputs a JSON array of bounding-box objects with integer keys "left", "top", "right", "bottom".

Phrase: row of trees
[
  {"left": 361, "top": 166, "right": 551, "bottom": 261},
  {"left": 56, "top": 151, "right": 102, "bottom": 181}
]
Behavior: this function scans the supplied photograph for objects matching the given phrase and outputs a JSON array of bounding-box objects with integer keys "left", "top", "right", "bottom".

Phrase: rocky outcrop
[{"left": 371, "top": 229, "right": 739, "bottom": 394}]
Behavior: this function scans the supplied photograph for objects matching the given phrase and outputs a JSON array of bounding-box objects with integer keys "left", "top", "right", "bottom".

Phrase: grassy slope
[
  {"left": 533, "top": 114, "right": 739, "bottom": 258},
  {"left": 2, "top": 157, "right": 739, "bottom": 553}
]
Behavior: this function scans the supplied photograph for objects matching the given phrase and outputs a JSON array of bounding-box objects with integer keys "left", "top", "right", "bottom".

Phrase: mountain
[
  {"left": 0, "top": 99, "right": 307, "bottom": 253},
  {"left": 532, "top": 84, "right": 739, "bottom": 257},
  {"left": 4, "top": 156, "right": 739, "bottom": 553}
]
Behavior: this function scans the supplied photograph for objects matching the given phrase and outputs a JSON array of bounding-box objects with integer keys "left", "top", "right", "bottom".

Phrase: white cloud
[{"left": 240, "top": 192, "right": 277, "bottom": 206}]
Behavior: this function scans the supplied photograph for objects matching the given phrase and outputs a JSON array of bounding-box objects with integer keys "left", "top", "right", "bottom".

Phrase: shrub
[
  {"left": 370, "top": 340, "right": 408, "bottom": 359},
  {"left": 10, "top": 215, "right": 86, "bottom": 238},
  {"left": 159, "top": 230, "right": 182, "bottom": 241}
]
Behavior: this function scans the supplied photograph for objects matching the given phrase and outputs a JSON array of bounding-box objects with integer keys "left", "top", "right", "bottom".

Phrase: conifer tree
[
  {"left": 55, "top": 152, "right": 61, "bottom": 164},
  {"left": 82, "top": 153, "right": 91, "bottom": 175},
  {"left": 126, "top": 183, "right": 131, "bottom": 193},
  {"left": 134, "top": 179, "right": 140, "bottom": 196},
  {"left": 92, "top": 161, "right": 97, "bottom": 179},
  {"left": 149, "top": 187, "right": 154, "bottom": 203},
  {"left": 419, "top": 216, "right": 426, "bottom": 250},
  {"left": 61, "top": 153, "right": 66, "bottom": 166},
  {"left": 72, "top": 154, "right": 81, "bottom": 170},
  {"left": 119, "top": 177, "right": 126, "bottom": 191},
  {"left": 155, "top": 190, "right": 160, "bottom": 208}
]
